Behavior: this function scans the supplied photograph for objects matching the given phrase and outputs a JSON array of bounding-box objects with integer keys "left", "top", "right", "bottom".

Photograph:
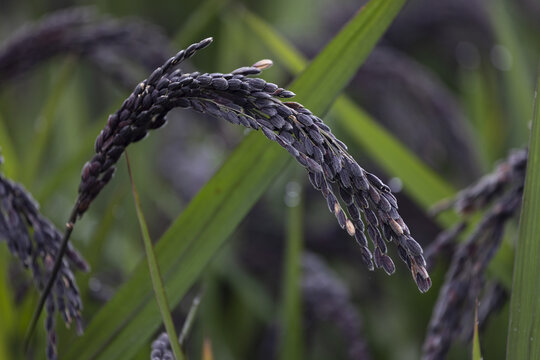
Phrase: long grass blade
[
  {"left": 0, "top": 247, "right": 15, "bottom": 360},
  {"left": 172, "top": 0, "right": 229, "bottom": 47},
  {"left": 22, "top": 58, "right": 75, "bottom": 185},
  {"left": 285, "top": 0, "right": 405, "bottom": 114},
  {"left": 489, "top": 0, "right": 534, "bottom": 145},
  {"left": 216, "top": 251, "right": 275, "bottom": 323},
  {"left": 473, "top": 299, "right": 483, "bottom": 360},
  {"left": 126, "top": 153, "right": 184, "bottom": 360},
  {"left": 506, "top": 71, "right": 540, "bottom": 359},
  {"left": 0, "top": 112, "right": 18, "bottom": 179}
]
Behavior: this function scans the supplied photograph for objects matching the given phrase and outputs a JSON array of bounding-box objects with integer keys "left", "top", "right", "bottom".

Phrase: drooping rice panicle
[
  {"left": 72, "top": 37, "right": 430, "bottom": 292},
  {"left": 34, "top": 38, "right": 432, "bottom": 343},
  {"left": 423, "top": 148, "right": 526, "bottom": 359},
  {"left": 0, "top": 158, "right": 88, "bottom": 360}
]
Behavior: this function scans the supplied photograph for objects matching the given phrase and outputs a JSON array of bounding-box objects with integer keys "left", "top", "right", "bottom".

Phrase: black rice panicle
[
  {"left": 423, "top": 148, "right": 527, "bottom": 359},
  {"left": 422, "top": 189, "right": 520, "bottom": 360},
  {"left": 353, "top": 46, "right": 480, "bottom": 180},
  {"left": 64, "top": 37, "right": 431, "bottom": 293},
  {"left": 430, "top": 148, "right": 527, "bottom": 217},
  {"left": 0, "top": 6, "right": 169, "bottom": 86},
  {"left": 426, "top": 148, "right": 527, "bottom": 269},
  {"left": 0, "top": 158, "right": 88, "bottom": 360},
  {"left": 302, "top": 253, "right": 371, "bottom": 360}
]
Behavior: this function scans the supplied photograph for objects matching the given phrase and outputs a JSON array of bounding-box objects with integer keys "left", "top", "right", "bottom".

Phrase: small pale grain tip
[
  {"left": 345, "top": 219, "right": 355, "bottom": 236},
  {"left": 389, "top": 218, "right": 403, "bottom": 235},
  {"left": 253, "top": 59, "right": 273, "bottom": 70},
  {"left": 333, "top": 202, "right": 341, "bottom": 215},
  {"left": 201, "top": 37, "right": 213, "bottom": 45}
]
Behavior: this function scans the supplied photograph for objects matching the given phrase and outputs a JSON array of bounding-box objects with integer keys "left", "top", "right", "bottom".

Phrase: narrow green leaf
[
  {"left": 65, "top": 3, "right": 405, "bottom": 358},
  {"left": 459, "top": 68, "right": 506, "bottom": 167},
  {"left": 172, "top": 0, "right": 229, "bottom": 47},
  {"left": 0, "top": 247, "right": 15, "bottom": 359},
  {"left": 22, "top": 58, "right": 75, "bottom": 185},
  {"left": 472, "top": 300, "right": 483, "bottom": 360},
  {"left": 126, "top": 154, "right": 184, "bottom": 360},
  {"left": 489, "top": 0, "right": 534, "bottom": 145},
  {"left": 217, "top": 256, "right": 275, "bottom": 324},
  {"left": 0, "top": 113, "right": 18, "bottom": 179},
  {"left": 36, "top": 104, "right": 122, "bottom": 202},
  {"left": 279, "top": 182, "right": 304, "bottom": 360},
  {"left": 284, "top": 0, "right": 405, "bottom": 114},
  {"left": 506, "top": 72, "right": 540, "bottom": 359},
  {"left": 242, "top": 9, "right": 305, "bottom": 74}
]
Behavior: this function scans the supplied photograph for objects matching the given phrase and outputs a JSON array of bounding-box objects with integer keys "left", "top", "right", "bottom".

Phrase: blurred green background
[{"left": 1, "top": 0, "right": 539, "bottom": 359}]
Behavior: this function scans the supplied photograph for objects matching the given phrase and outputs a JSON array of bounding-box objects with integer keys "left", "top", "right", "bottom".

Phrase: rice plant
[{"left": 0, "top": 1, "right": 539, "bottom": 359}]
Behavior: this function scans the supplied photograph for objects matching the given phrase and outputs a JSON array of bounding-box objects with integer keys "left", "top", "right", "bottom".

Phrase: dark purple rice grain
[{"left": 150, "top": 333, "right": 174, "bottom": 360}]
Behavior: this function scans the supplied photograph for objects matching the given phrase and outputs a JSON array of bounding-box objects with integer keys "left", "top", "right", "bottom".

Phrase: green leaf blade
[
  {"left": 473, "top": 300, "right": 483, "bottom": 360},
  {"left": 506, "top": 73, "right": 540, "bottom": 359},
  {"left": 290, "top": 0, "right": 405, "bottom": 114},
  {"left": 126, "top": 154, "right": 184, "bottom": 360}
]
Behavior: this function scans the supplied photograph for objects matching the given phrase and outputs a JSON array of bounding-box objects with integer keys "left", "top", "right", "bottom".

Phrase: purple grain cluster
[
  {"left": 150, "top": 333, "right": 174, "bottom": 360},
  {"left": 74, "top": 38, "right": 430, "bottom": 292},
  {"left": 0, "top": 164, "right": 88, "bottom": 360},
  {"left": 423, "top": 148, "right": 526, "bottom": 359}
]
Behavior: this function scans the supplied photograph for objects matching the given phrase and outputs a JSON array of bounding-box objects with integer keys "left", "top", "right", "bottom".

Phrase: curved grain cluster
[
  {"left": 423, "top": 147, "right": 526, "bottom": 359},
  {"left": 72, "top": 38, "right": 431, "bottom": 292},
  {"left": 0, "top": 165, "right": 88, "bottom": 360}
]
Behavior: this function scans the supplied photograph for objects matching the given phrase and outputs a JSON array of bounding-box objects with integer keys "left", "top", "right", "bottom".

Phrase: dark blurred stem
[
  {"left": 24, "top": 204, "right": 79, "bottom": 351},
  {"left": 279, "top": 180, "right": 304, "bottom": 360}
]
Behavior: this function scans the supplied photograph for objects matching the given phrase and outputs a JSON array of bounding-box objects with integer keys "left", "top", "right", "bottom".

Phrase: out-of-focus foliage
[{"left": 0, "top": 0, "right": 538, "bottom": 359}]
